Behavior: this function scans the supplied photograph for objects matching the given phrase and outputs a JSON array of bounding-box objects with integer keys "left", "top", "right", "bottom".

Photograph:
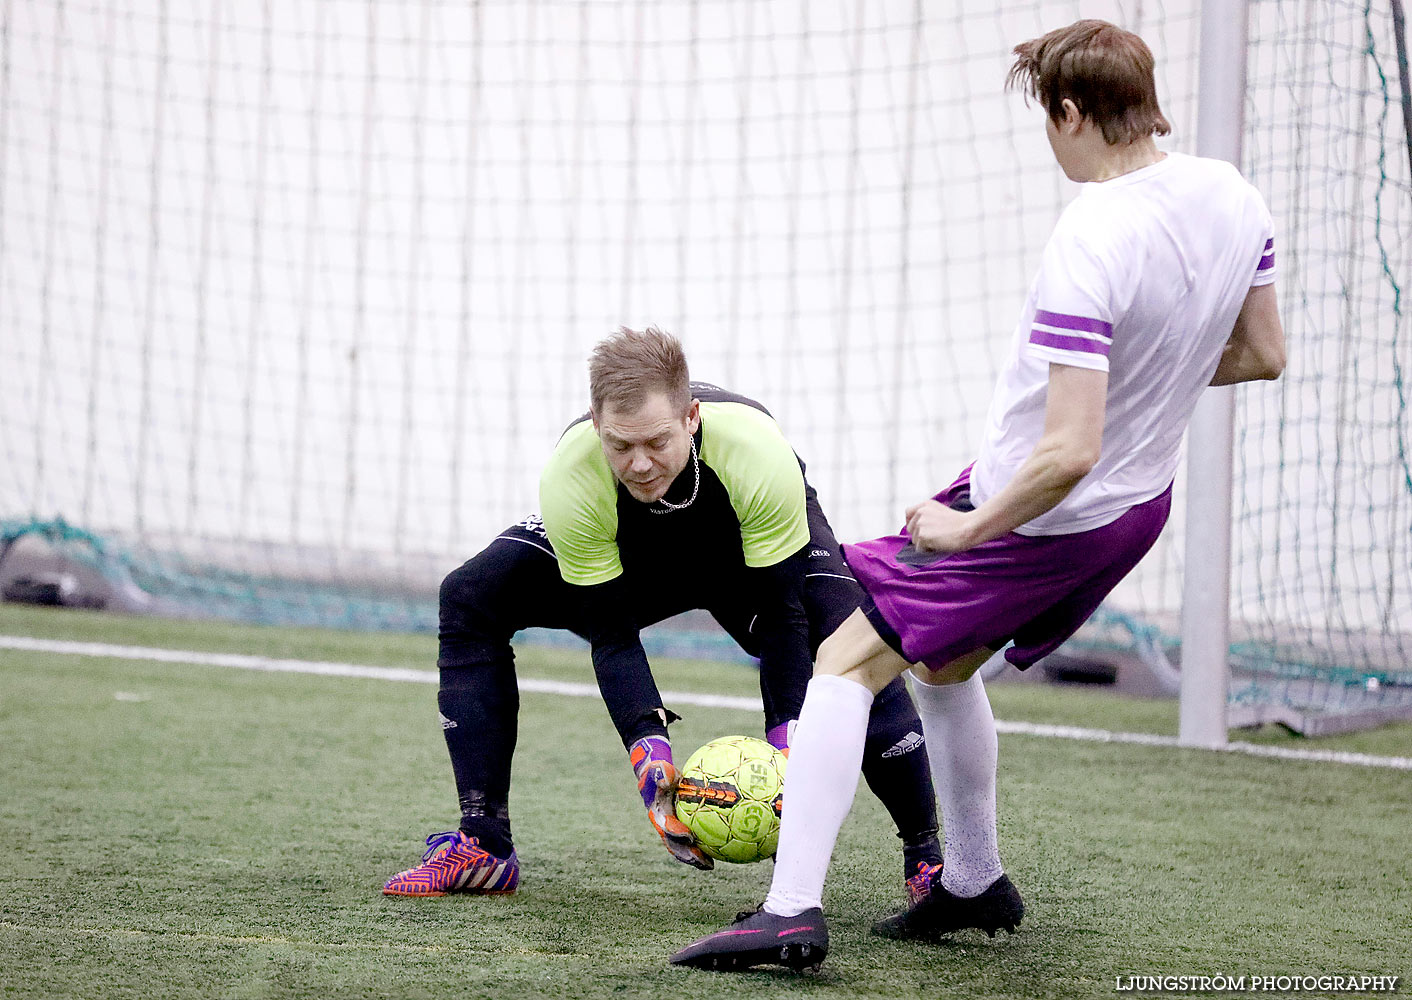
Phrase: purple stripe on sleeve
[
  {"left": 1029, "top": 328, "right": 1111, "bottom": 356},
  {"left": 1033, "top": 308, "right": 1113, "bottom": 337},
  {"left": 1258, "top": 252, "right": 1275, "bottom": 271},
  {"left": 1264, "top": 238, "right": 1274, "bottom": 251}
]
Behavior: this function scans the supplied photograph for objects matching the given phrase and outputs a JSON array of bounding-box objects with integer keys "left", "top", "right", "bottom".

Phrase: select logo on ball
[{"left": 674, "top": 735, "right": 787, "bottom": 864}]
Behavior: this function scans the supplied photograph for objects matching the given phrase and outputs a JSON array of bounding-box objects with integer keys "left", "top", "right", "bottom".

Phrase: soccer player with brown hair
[{"left": 672, "top": 19, "right": 1284, "bottom": 972}]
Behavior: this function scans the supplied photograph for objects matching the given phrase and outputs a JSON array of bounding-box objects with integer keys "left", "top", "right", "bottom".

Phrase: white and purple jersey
[{"left": 971, "top": 152, "right": 1276, "bottom": 535}]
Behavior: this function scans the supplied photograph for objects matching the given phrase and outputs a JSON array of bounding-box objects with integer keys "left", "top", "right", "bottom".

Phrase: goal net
[{"left": 1, "top": 0, "right": 1407, "bottom": 731}]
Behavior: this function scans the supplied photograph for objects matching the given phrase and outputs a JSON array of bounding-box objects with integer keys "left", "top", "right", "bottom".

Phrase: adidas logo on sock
[
  {"left": 439, "top": 712, "right": 459, "bottom": 730},
  {"left": 882, "top": 731, "right": 924, "bottom": 758}
]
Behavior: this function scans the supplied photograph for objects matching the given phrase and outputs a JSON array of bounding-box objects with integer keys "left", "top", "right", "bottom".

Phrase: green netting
[{"left": 0, "top": 516, "right": 744, "bottom": 661}]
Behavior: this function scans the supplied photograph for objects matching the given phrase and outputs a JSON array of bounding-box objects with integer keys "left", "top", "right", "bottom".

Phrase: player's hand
[
  {"left": 639, "top": 760, "right": 715, "bottom": 870},
  {"left": 904, "top": 498, "right": 976, "bottom": 553}
]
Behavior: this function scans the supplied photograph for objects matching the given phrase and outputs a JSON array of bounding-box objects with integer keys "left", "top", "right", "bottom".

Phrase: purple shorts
[{"left": 842, "top": 465, "right": 1172, "bottom": 671}]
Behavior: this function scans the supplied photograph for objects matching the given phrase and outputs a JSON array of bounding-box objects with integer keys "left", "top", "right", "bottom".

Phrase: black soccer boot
[
  {"left": 669, "top": 905, "right": 829, "bottom": 972},
  {"left": 871, "top": 872, "right": 1024, "bottom": 941}
]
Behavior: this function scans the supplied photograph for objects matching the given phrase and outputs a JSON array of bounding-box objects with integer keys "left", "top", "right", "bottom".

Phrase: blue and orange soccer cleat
[{"left": 382, "top": 831, "right": 519, "bottom": 897}]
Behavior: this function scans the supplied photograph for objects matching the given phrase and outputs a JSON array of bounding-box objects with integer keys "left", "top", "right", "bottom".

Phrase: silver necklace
[{"left": 650, "top": 437, "right": 700, "bottom": 514}]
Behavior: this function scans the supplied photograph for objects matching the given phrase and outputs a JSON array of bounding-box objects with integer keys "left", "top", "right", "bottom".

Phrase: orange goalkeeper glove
[{"left": 630, "top": 736, "right": 714, "bottom": 870}]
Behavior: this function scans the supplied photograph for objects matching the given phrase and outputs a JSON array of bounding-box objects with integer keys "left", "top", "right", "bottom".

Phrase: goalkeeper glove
[{"left": 629, "top": 736, "right": 714, "bottom": 870}]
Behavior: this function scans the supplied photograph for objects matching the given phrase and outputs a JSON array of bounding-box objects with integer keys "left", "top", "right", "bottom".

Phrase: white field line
[
  {"left": 0, "top": 919, "right": 577, "bottom": 958},
  {"left": 4, "top": 634, "right": 1411, "bottom": 771}
]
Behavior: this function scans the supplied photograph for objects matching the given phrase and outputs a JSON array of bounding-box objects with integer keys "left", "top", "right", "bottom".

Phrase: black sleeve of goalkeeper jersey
[
  {"left": 579, "top": 576, "right": 676, "bottom": 749},
  {"left": 746, "top": 547, "right": 814, "bottom": 729}
]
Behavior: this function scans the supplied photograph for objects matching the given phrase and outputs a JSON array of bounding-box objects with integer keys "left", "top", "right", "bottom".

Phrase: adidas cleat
[
  {"left": 669, "top": 906, "right": 828, "bottom": 972},
  {"left": 905, "top": 860, "right": 943, "bottom": 906},
  {"left": 871, "top": 872, "right": 1023, "bottom": 941},
  {"left": 382, "top": 830, "right": 519, "bottom": 897}
]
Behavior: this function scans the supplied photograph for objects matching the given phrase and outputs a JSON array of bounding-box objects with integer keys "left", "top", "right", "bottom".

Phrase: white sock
[
  {"left": 909, "top": 669, "right": 1003, "bottom": 898},
  {"left": 763, "top": 674, "right": 875, "bottom": 916}
]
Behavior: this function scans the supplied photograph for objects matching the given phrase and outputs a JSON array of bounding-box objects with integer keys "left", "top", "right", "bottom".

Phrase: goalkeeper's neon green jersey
[{"left": 538, "top": 384, "right": 810, "bottom": 587}]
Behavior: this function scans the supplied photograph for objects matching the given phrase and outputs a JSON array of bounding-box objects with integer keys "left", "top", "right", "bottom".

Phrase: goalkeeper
[{"left": 383, "top": 326, "right": 943, "bottom": 897}]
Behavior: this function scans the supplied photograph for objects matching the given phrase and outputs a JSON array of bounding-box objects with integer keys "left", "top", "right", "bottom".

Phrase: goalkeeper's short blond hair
[{"left": 589, "top": 326, "right": 691, "bottom": 417}]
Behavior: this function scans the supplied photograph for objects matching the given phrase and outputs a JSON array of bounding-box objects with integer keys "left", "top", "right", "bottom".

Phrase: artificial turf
[{"left": 1, "top": 605, "right": 1408, "bottom": 998}]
